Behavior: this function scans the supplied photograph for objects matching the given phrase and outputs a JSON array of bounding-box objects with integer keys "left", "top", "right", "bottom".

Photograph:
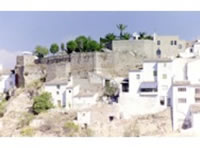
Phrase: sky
[{"left": 1, "top": 11, "right": 200, "bottom": 68}]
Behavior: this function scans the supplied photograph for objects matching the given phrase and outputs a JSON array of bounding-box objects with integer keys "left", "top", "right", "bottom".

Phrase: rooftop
[
  {"left": 45, "top": 78, "right": 69, "bottom": 85},
  {"left": 144, "top": 58, "right": 172, "bottom": 63}
]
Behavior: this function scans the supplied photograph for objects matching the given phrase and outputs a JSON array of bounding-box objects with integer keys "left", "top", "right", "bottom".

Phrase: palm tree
[
  {"left": 122, "top": 32, "right": 132, "bottom": 40},
  {"left": 138, "top": 32, "right": 146, "bottom": 40},
  {"left": 116, "top": 24, "right": 127, "bottom": 39},
  {"left": 105, "top": 33, "right": 116, "bottom": 42}
]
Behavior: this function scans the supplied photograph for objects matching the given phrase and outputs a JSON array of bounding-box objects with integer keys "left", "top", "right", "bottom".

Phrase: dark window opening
[
  {"left": 57, "top": 85, "right": 60, "bottom": 89},
  {"left": 195, "top": 88, "right": 200, "bottom": 94},
  {"left": 140, "top": 88, "right": 157, "bottom": 92},
  {"left": 170, "top": 40, "right": 174, "bottom": 45},
  {"left": 178, "top": 98, "right": 187, "bottom": 103},
  {"left": 153, "top": 70, "right": 157, "bottom": 77},
  {"left": 109, "top": 116, "right": 114, "bottom": 122},
  {"left": 178, "top": 88, "right": 186, "bottom": 92},
  {"left": 156, "top": 49, "right": 161, "bottom": 58},
  {"left": 190, "top": 48, "right": 193, "bottom": 53},
  {"left": 160, "top": 100, "right": 165, "bottom": 105},
  {"left": 195, "top": 98, "right": 200, "bottom": 103},
  {"left": 122, "top": 83, "right": 129, "bottom": 92},
  {"left": 174, "top": 40, "right": 177, "bottom": 45},
  {"left": 105, "top": 79, "right": 110, "bottom": 87},
  {"left": 167, "top": 98, "right": 171, "bottom": 106},
  {"left": 157, "top": 40, "right": 160, "bottom": 45}
]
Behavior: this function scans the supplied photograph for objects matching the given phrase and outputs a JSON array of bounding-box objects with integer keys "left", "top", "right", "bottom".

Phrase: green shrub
[
  {"left": 20, "top": 127, "right": 35, "bottom": 137},
  {"left": 0, "top": 99, "right": 7, "bottom": 117},
  {"left": 63, "top": 121, "right": 79, "bottom": 136},
  {"left": 32, "top": 92, "right": 53, "bottom": 115}
]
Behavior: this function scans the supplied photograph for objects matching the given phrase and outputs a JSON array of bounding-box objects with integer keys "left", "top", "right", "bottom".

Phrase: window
[
  {"left": 157, "top": 40, "right": 160, "bottom": 45},
  {"left": 57, "top": 85, "right": 60, "bottom": 89},
  {"left": 69, "top": 90, "right": 71, "bottom": 93},
  {"left": 178, "top": 98, "right": 187, "bottom": 103},
  {"left": 195, "top": 88, "right": 200, "bottom": 94},
  {"left": 190, "top": 48, "right": 193, "bottom": 53},
  {"left": 153, "top": 71, "right": 157, "bottom": 77},
  {"left": 170, "top": 40, "right": 174, "bottom": 45},
  {"left": 156, "top": 49, "right": 161, "bottom": 58},
  {"left": 136, "top": 74, "right": 140, "bottom": 80},
  {"left": 162, "top": 74, "right": 167, "bottom": 79},
  {"left": 178, "top": 87, "right": 186, "bottom": 92},
  {"left": 160, "top": 96, "right": 165, "bottom": 105},
  {"left": 174, "top": 40, "right": 177, "bottom": 45},
  {"left": 167, "top": 98, "right": 171, "bottom": 106},
  {"left": 195, "top": 98, "right": 200, "bottom": 103},
  {"left": 105, "top": 79, "right": 110, "bottom": 87},
  {"left": 122, "top": 83, "right": 129, "bottom": 92},
  {"left": 178, "top": 44, "right": 182, "bottom": 49},
  {"left": 56, "top": 91, "right": 59, "bottom": 95}
]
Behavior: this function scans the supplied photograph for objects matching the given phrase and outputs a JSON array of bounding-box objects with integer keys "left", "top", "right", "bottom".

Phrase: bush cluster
[{"left": 32, "top": 92, "right": 53, "bottom": 115}]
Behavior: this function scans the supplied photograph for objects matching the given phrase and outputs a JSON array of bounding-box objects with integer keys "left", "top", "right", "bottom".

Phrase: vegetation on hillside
[
  {"left": 0, "top": 99, "right": 8, "bottom": 117},
  {"left": 32, "top": 92, "right": 54, "bottom": 115}
]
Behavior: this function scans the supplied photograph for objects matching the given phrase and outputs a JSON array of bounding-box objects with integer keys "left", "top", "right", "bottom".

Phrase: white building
[
  {"left": 0, "top": 65, "right": 16, "bottom": 95},
  {"left": 171, "top": 58, "right": 200, "bottom": 131},
  {"left": 179, "top": 40, "right": 200, "bottom": 58},
  {"left": 44, "top": 76, "right": 100, "bottom": 110},
  {"left": 119, "top": 59, "right": 173, "bottom": 118}
]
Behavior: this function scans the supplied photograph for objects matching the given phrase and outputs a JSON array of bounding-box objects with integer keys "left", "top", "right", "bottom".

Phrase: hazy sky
[{"left": 1, "top": 11, "right": 200, "bottom": 68}]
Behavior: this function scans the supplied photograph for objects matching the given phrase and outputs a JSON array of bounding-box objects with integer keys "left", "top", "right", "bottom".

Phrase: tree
[
  {"left": 32, "top": 92, "right": 53, "bottom": 115},
  {"left": 87, "top": 40, "right": 101, "bottom": 52},
  {"left": 105, "top": 33, "right": 116, "bottom": 41},
  {"left": 138, "top": 32, "right": 153, "bottom": 40},
  {"left": 144, "top": 35, "right": 153, "bottom": 40},
  {"left": 34, "top": 45, "right": 49, "bottom": 59},
  {"left": 122, "top": 32, "right": 132, "bottom": 40},
  {"left": 100, "top": 33, "right": 116, "bottom": 49},
  {"left": 67, "top": 40, "right": 77, "bottom": 54},
  {"left": 50, "top": 43, "right": 59, "bottom": 55},
  {"left": 116, "top": 24, "right": 127, "bottom": 39},
  {"left": 75, "top": 36, "right": 88, "bottom": 52},
  {"left": 138, "top": 32, "right": 146, "bottom": 40}
]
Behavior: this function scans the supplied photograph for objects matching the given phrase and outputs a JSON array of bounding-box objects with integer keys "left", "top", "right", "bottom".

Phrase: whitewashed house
[
  {"left": 44, "top": 76, "right": 100, "bottom": 110},
  {"left": 119, "top": 59, "right": 173, "bottom": 118},
  {"left": 0, "top": 65, "right": 16, "bottom": 95},
  {"left": 179, "top": 40, "right": 200, "bottom": 58},
  {"left": 171, "top": 58, "right": 200, "bottom": 131}
]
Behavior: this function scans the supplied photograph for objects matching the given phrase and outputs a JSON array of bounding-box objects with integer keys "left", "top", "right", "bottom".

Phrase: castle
[{"left": 14, "top": 33, "right": 188, "bottom": 89}]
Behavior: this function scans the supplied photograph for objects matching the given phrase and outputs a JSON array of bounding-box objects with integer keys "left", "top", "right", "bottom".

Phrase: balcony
[{"left": 139, "top": 82, "right": 158, "bottom": 96}]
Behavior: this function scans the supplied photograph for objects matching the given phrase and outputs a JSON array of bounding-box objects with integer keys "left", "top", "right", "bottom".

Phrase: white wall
[
  {"left": 187, "top": 60, "right": 200, "bottom": 83},
  {"left": 172, "top": 85, "right": 196, "bottom": 130},
  {"left": 128, "top": 71, "right": 142, "bottom": 97},
  {"left": 0, "top": 75, "right": 9, "bottom": 93},
  {"left": 73, "top": 93, "right": 98, "bottom": 109},
  {"left": 45, "top": 84, "right": 68, "bottom": 107},
  {"left": 143, "top": 62, "right": 156, "bottom": 82},
  {"left": 157, "top": 62, "right": 173, "bottom": 106},
  {"left": 172, "top": 58, "right": 188, "bottom": 81}
]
